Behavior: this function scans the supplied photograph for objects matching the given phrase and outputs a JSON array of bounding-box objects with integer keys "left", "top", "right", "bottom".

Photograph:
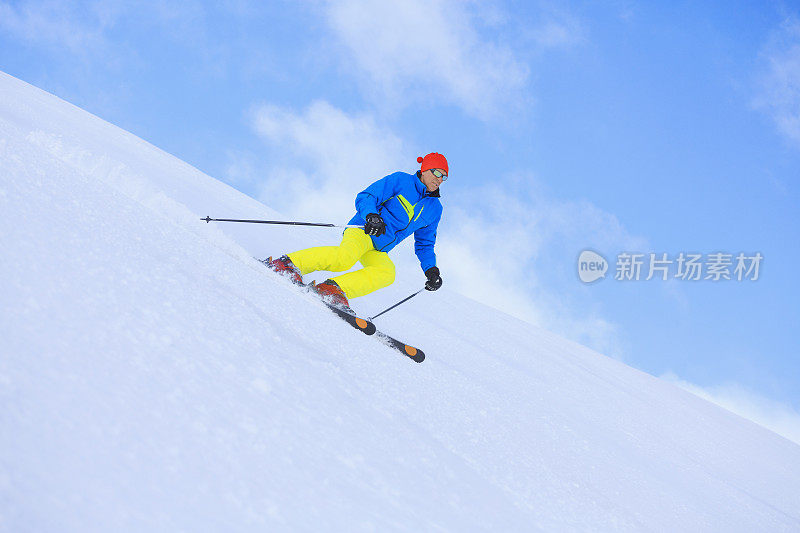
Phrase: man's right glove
[
  {"left": 364, "top": 213, "right": 386, "bottom": 236},
  {"left": 425, "top": 266, "right": 443, "bottom": 291}
]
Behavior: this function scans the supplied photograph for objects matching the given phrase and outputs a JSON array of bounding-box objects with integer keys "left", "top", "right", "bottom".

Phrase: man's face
[{"left": 421, "top": 168, "right": 446, "bottom": 192}]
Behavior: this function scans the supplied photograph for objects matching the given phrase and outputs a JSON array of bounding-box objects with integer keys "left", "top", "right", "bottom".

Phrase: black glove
[
  {"left": 364, "top": 213, "right": 386, "bottom": 236},
  {"left": 425, "top": 266, "right": 442, "bottom": 291}
]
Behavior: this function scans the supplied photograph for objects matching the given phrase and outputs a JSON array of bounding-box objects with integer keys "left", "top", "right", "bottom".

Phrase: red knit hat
[{"left": 417, "top": 152, "right": 448, "bottom": 175}]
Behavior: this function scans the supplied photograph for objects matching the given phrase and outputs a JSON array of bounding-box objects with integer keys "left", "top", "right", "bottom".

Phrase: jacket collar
[{"left": 415, "top": 170, "right": 441, "bottom": 198}]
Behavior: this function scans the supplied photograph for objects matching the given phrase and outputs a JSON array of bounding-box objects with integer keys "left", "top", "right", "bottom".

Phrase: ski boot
[
  {"left": 263, "top": 255, "right": 303, "bottom": 285},
  {"left": 310, "top": 279, "right": 352, "bottom": 314}
]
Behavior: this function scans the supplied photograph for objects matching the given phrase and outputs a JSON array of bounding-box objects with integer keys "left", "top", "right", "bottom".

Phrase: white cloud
[
  {"left": 247, "top": 101, "right": 640, "bottom": 357},
  {"left": 529, "top": 20, "right": 582, "bottom": 48},
  {"left": 440, "top": 178, "right": 644, "bottom": 357},
  {"left": 754, "top": 16, "right": 800, "bottom": 149},
  {"left": 0, "top": 0, "right": 208, "bottom": 61},
  {"left": 250, "top": 100, "right": 410, "bottom": 222},
  {"left": 662, "top": 373, "right": 800, "bottom": 446},
  {"left": 0, "top": 0, "right": 111, "bottom": 55},
  {"left": 323, "top": 0, "right": 531, "bottom": 121},
  {"left": 520, "top": 5, "right": 586, "bottom": 50}
]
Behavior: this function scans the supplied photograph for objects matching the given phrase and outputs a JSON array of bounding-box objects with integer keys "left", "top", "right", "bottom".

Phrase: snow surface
[{"left": 1, "top": 70, "right": 799, "bottom": 531}]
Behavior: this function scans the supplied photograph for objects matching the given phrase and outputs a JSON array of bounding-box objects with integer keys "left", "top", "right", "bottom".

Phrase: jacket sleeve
[
  {"left": 354, "top": 172, "right": 402, "bottom": 221},
  {"left": 414, "top": 212, "right": 440, "bottom": 272}
]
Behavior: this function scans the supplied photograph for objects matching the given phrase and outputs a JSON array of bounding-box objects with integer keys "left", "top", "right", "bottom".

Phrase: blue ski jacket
[{"left": 348, "top": 171, "right": 442, "bottom": 272}]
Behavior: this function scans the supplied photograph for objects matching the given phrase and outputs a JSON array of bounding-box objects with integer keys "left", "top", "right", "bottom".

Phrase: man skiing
[{"left": 266, "top": 152, "right": 447, "bottom": 312}]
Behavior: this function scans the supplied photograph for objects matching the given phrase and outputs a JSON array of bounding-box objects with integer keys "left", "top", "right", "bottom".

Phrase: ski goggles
[{"left": 431, "top": 169, "right": 448, "bottom": 181}]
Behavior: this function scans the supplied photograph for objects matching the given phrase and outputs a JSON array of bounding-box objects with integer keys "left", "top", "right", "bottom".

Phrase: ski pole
[
  {"left": 202, "top": 216, "right": 362, "bottom": 229},
  {"left": 369, "top": 288, "right": 425, "bottom": 321}
]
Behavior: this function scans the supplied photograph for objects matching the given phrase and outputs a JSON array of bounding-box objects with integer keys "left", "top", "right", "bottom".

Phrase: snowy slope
[{"left": 1, "top": 71, "right": 799, "bottom": 532}]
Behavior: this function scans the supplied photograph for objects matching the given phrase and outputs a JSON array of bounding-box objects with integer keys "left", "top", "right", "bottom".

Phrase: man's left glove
[
  {"left": 364, "top": 213, "right": 386, "bottom": 236},
  {"left": 425, "top": 266, "right": 443, "bottom": 291}
]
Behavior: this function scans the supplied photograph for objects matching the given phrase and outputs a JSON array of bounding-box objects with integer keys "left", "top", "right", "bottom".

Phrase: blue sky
[{"left": 2, "top": 1, "right": 799, "bottom": 439}]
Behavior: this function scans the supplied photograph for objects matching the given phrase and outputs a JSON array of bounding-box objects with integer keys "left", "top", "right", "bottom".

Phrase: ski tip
[{"left": 404, "top": 345, "right": 425, "bottom": 363}]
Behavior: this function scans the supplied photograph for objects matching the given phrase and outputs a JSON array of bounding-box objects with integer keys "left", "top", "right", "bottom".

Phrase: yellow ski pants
[{"left": 287, "top": 228, "right": 395, "bottom": 299}]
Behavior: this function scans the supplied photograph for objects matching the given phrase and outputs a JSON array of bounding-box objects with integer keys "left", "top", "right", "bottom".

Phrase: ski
[
  {"left": 259, "top": 256, "right": 423, "bottom": 361},
  {"left": 322, "top": 301, "right": 376, "bottom": 335},
  {"left": 324, "top": 304, "right": 425, "bottom": 363},
  {"left": 374, "top": 331, "right": 425, "bottom": 363}
]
